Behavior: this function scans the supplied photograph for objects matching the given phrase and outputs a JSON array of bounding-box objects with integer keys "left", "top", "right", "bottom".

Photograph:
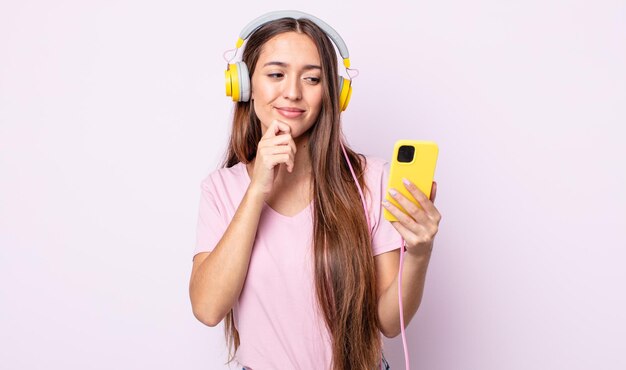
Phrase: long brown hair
[{"left": 221, "top": 17, "right": 381, "bottom": 370}]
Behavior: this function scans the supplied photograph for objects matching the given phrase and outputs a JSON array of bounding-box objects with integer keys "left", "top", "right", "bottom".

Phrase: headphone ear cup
[
  {"left": 225, "top": 62, "right": 251, "bottom": 102},
  {"left": 238, "top": 62, "right": 251, "bottom": 102},
  {"left": 338, "top": 76, "right": 352, "bottom": 111},
  {"left": 225, "top": 64, "right": 234, "bottom": 99},
  {"left": 225, "top": 63, "right": 238, "bottom": 101}
]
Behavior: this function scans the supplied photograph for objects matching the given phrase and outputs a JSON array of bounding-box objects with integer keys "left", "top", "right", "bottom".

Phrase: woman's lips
[{"left": 275, "top": 107, "right": 305, "bottom": 119}]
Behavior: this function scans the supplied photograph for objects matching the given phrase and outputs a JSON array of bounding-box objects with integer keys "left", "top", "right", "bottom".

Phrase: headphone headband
[{"left": 235, "top": 10, "right": 351, "bottom": 68}]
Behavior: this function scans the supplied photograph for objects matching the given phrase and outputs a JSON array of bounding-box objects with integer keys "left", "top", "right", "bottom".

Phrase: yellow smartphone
[{"left": 383, "top": 140, "right": 439, "bottom": 222}]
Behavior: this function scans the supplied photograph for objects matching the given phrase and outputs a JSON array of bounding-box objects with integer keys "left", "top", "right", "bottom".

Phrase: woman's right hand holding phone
[{"left": 249, "top": 120, "right": 297, "bottom": 199}]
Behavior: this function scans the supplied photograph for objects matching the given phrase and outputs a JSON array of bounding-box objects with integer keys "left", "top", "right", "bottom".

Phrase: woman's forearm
[
  {"left": 189, "top": 187, "right": 265, "bottom": 326},
  {"left": 377, "top": 251, "right": 432, "bottom": 338}
]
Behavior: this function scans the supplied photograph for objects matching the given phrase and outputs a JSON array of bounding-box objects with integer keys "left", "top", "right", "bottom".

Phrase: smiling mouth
[{"left": 275, "top": 107, "right": 305, "bottom": 118}]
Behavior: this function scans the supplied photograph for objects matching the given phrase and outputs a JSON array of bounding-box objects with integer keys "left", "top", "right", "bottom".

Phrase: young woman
[{"left": 189, "top": 12, "right": 441, "bottom": 370}]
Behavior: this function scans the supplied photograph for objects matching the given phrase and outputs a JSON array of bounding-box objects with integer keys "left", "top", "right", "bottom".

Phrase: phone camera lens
[{"left": 397, "top": 145, "right": 415, "bottom": 163}]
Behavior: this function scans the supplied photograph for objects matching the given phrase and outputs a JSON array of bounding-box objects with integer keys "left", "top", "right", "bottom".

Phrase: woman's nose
[{"left": 283, "top": 76, "right": 302, "bottom": 100}]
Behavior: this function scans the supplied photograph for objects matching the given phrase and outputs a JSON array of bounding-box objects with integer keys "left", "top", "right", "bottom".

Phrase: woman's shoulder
[
  {"left": 200, "top": 162, "right": 248, "bottom": 192},
  {"left": 356, "top": 155, "right": 390, "bottom": 190},
  {"left": 361, "top": 155, "right": 389, "bottom": 176}
]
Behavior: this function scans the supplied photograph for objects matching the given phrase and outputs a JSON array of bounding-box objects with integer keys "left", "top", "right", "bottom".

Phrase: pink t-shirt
[{"left": 193, "top": 156, "right": 402, "bottom": 370}]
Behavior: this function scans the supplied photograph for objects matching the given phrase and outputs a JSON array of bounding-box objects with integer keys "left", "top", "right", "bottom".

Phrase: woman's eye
[
  {"left": 267, "top": 73, "right": 284, "bottom": 79},
  {"left": 305, "top": 77, "right": 321, "bottom": 84}
]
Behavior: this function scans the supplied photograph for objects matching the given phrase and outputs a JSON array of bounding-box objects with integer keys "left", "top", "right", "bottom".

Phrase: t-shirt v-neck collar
[{"left": 239, "top": 162, "right": 313, "bottom": 220}]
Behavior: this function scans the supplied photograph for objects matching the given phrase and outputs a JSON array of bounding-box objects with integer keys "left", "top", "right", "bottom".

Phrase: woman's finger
[
  {"left": 388, "top": 221, "right": 431, "bottom": 251},
  {"left": 384, "top": 204, "right": 433, "bottom": 251},
  {"left": 263, "top": 119, "right": 291, "bottom": 139},
  {"left": 387, "top": 189, "right": 429, "bottom": 225},
  {"left": 402, "top": 178, "right": 440, "bottom": 220},
  {"left": 382, "top": 198, "right": 415, "bottom": 227},
  {"left": 382, "top": 198, "right": 430, "bottom": 239},
  {"left": 430, "top": 181, "right": 437, "bottom": 203},
  {"left": 262, "top": 132, "right": 293, "bottom": 148},
  {"left": 288, "top": 138, "right": 297, "bottom": 156},
  {"left": 388, "top": 220, "right": 418, "bottom": 246}
]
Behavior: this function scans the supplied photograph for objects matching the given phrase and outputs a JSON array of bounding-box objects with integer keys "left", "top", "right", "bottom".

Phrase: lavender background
[{"left": 1, "top": 0, "right": 625, "bottom": 369}]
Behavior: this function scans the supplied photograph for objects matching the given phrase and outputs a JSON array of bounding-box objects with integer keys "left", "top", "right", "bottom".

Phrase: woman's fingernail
[
  {"left": 402, "top": 178, "right": 411, "bottom": 186},
  {"left": 388, "top": 188, "right": 397, "bottom": 196},
  {"left": 382, "top": 199, "right": 390, "bottom": 206}
]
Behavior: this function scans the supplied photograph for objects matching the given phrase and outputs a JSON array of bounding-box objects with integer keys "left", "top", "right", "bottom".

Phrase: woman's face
[{"left": 251, "top": 31, "right": 323, "bottom": 139}]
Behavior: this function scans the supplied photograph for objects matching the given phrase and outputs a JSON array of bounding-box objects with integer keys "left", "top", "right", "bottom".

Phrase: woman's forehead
[{"left": 257, "top": 32, "right": 320, "bottom": 64}]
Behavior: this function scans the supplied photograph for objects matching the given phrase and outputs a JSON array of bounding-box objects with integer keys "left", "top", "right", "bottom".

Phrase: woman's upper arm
[{"left": 374, "top": 249, "right": 400, "bottom": 299}]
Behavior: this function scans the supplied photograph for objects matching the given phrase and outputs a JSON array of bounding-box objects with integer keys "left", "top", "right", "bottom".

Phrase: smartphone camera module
[{"left": 397, "top": 145, "right": 415, "bottom": 163}]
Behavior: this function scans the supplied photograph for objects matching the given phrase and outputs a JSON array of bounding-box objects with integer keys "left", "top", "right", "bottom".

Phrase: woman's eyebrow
[{"left": 263, "top": 61, "right": 321, "bottom": 70}]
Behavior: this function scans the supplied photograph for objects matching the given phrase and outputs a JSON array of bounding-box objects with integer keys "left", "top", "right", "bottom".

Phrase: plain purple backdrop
[{"left": 1, "top": 0, "right": 625, "bottom": 369}]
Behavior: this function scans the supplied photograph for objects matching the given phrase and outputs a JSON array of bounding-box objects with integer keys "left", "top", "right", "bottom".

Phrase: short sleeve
[
  {"left": 369, "top": 160, "right": 403, "bottom": 256},
  {"left": 193, "top": 178, "right": 228, "bottom": 260}
]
